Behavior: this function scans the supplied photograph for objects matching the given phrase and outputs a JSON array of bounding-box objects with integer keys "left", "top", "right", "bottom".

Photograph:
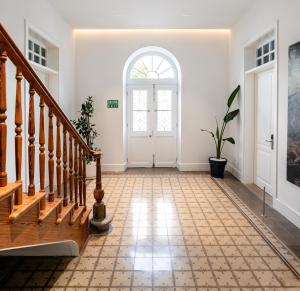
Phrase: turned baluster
[
  {"left": 56, "top": 117, "right": 62, "bottom": 198},
  {"left": 63, "top": 126, "right": 68, "bottom": 206},
  {"left": 48, "top": 107, "right": 54, "bottom": 202},
  {"left": 69, "top": 133, "right": 73, "bottom": 203},
  {"left": 0, "top": 49, "right": 7, "bottom": 187},
  {"left": 39, "top": 96, "right": 46, "bottom": 210},
  {"left": 14, "top": 67, "right": 23, "bottom": 205},
  {"left": 78, "top": 146, "right": 83, "bottom": 206},
  {"left": 73, "top": 139, "right": 78, "bottom": 209},
  {"left": 28, "top": 85, "right": 35, "bottom": 196},
  {"left": 83, "top": 150, "right": 87, "bottom": 209}
]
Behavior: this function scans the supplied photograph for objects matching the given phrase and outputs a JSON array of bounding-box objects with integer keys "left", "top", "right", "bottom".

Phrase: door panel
[
  {"left": 127, "top": 85, "right": 177, "bottom": 168},
  {"left": 127, "top": 86, "right": 153, "bottom": 167},
  {"left": 255, "top": 69, "right": 275, "bottom": 195}
]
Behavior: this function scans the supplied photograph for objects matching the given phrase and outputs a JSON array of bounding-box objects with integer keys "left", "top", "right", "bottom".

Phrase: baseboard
[
  {"left": 227, "top": 162, "right": 242, "bottom": 180},
  {"left": 102, "top": 163, "right": 127, "bottom": 172},
  {"left": 273, "top": 198, "right": 300, "bottom": 229},
  {"left": 177, "top": 162, "right": 209, "bottom": 171}
]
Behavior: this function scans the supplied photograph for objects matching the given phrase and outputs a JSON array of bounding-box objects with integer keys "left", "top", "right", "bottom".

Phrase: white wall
[
  {"left": 228, "top": 0, "right": 300, "bottom": 227},
  {"left": 74, "top": 30, "right": 230, "bottom": 171},
  {"left": 0, "top": 0, "right": 75, "bottom": 183}
]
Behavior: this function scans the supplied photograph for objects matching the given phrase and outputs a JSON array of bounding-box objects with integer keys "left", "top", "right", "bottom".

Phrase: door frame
[
  {"left": 253, "top": 67, "right": 277, "bottom": 195},
  {"left": 242, "top": 22, "right": 278, "bottom": 198},
  {"left": 123, "top": 47, "right": 181, "bottom": 169}
]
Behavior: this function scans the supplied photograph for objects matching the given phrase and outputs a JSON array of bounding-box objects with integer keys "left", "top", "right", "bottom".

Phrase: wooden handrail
[
  {"left": 0, "top": 23, "right": 93, "bottom": 156},
  {"left": 0, "top": 23, "right": 109, "bottom": 231}
]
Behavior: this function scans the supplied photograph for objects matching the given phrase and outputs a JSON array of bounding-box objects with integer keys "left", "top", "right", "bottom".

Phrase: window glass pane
[
  {"left": 41, "top": 58, "right": 46, "bottom": 66},
  {"left": 41, "top": 48, "right": 46, "bottom": 58},
  {"left": 263, "top": 43, "right": 269, "bottom": 54},
  {"left": 263, "top": 55, "right": 269, "bottom": 64},
  {"left": 28, "top": 52, "right": 32, "bottom": 61},
  {"left": 34, "top": 55, "right": 40, "bottom": 64},
  {"left": 159, "top": 68, "right": 175, "bottom": 79},
  {"left": 34, "top": 43, "right": 40, "bottom": 54},
  {"left": 130, "top": 55, "right": 175, "bottom": 80},
  {"left": 157, "top": 111, "right": 172, "bottom": 132},
  {"left": 133, "top": 111, "right": 147, "bottom": 132},
  {"left": 132, "top": 90, "right": 147, "bottom": 110},
  {"left": 157, "top": 90, "right": 172, "bottom": 110},
  {"left": 270, "top": 40, "right": 275, "bottom": 51},
  {"left": 28, "top": 40, "right": 33, "bottom": 51},
  {"left": 257, "top": 47, "right": 262, "bottom": 58},
  {"left": 270, "top": 52, "right": 275, "bottom": 61},
  {"left": 257, "top": 58, "right": 262, "bottom": 66}
]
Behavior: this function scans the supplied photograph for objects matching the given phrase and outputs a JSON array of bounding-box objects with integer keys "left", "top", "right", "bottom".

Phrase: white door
[
  {"left": 127, "top": 85, "right": 177, "bottom": 167},
  {"left": 254, "top": 69, "right": 276, "bottom": 195}
]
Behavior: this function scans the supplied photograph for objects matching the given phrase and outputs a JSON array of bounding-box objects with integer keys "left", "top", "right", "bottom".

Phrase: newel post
[{"left": 90, "top": 151, "right": 112, "bottom": 231}]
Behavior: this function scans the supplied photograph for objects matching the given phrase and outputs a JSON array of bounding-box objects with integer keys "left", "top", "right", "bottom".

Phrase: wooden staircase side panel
[{"left": 0, "top": 197, "right": 89, "bottom": 251}]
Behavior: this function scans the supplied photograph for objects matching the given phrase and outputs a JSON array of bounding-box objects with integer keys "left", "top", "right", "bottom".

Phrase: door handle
[{"left": 265, "top": 134, "right": 274, "bottom": 150}]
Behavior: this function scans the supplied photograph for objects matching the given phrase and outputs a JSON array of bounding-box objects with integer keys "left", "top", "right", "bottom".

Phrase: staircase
[{"left": 0, "top": 24, "right": 104, "bottom": 254}]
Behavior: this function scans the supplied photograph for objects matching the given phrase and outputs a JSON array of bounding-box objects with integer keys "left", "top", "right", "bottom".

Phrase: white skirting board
[
  {"left": 176, "top": 162, "right": 210, "bottom": 171},
  {"left": 102, "top": 163, "right": 127, "bottom": 172},
  {"left": 226, "top": 162, "right": 242, "bottom": 180},
  {"left": 0, "top": 240, "right": 79, "bottom": 256},
  {"left": 273, "top": 198, "right": 300, "bottom": 229}
]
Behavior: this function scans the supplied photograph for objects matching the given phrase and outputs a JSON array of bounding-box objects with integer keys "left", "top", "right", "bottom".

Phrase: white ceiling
[{"left": 49, "top": 0, "right": 254, "bottom": 29}]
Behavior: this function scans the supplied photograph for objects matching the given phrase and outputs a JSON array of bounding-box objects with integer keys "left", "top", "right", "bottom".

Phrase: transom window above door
[{"left": 130, "top": 55, "right": 175, "bottom": 80}]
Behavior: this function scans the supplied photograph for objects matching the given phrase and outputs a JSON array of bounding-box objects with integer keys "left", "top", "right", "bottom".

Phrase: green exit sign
[{"left": 107, "top": 100, "right": 118, "bottom": 108}]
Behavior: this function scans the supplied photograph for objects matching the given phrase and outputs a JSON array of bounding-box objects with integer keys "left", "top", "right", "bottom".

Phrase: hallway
[{"left": 2, "top": 170, "right": 300, "bottom": 289}]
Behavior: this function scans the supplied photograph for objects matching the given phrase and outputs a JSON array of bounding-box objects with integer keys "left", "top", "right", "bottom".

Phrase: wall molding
[
  {"left": 273, "top": 198, "right": 300, "bottom": 229},
  {"left": 102, "top": 163, "right": 127, "bottom": 172},
  {"left": 227, "top": 162, "right": 242, "bottom": 180},
  {"left": 177, "top": 162, "right": 210, "bottom": 172}
]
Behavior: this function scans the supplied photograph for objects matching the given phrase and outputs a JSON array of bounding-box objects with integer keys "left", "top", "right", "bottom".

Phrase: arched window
[{"left": 129, "top": 54, "right": 175, "bottom": 80}]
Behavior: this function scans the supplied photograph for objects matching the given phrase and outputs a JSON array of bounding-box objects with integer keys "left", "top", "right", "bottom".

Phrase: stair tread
[
  {"left": 38, "top": 197, "right": 63, "bottom": 223},
  {"left": 56, "top": 202, "right": 75, "bottom": 224},
  {"left": 0, "top": 182, "right": 22, "bottom": 201},
  {"left": 70, "top": 205, "right": 85, "bottom": 225},
  {"left": 9, "top": 192, "right": 46, "bottom": 222},
  {"left": 80, "top": 207, "right": 92, "bottom": 225}
]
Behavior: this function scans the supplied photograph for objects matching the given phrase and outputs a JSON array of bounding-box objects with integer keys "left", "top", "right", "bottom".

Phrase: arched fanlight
[{"left": 130, "top": 55, "right": 175, "bottom": 80}]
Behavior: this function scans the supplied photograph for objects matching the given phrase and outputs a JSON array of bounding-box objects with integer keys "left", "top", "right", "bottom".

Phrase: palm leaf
[
  {"left": 224, "top": 109, "right": 239, "bottom": 123},
  {"left": 227, "top": 85, "right": 240, "bottom": 108}
]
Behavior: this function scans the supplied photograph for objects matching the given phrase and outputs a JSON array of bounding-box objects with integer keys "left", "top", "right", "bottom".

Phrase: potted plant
[
  {"left": 201, "top": 85, "right": 240, "bottom": 178},
  {"left": 72, "top": 96, "right": 99, "bottom": 179}
]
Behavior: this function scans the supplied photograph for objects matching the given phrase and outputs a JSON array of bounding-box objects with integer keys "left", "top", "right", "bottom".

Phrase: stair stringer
[{"left": 0, "top": 196, "right": 89, "bottom": 253}]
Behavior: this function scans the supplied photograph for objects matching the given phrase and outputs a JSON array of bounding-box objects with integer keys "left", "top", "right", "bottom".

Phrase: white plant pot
[{"left": 86, "top": 161, "right": 96, "bottom": 179}]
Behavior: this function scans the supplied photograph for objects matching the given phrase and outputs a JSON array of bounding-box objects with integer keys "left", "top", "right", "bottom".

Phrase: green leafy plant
[
  {"left": 72, "top": 96, "right": 99, "bottom": 163},
  {"left": 201, "top": 85, "right": 240, "bottom": 159}
]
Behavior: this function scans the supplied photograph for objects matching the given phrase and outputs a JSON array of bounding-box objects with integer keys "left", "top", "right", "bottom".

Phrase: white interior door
[
  {"left": 127, "top": 85, "right": 177, "bottom": 168},
  {"left": 254, "top": 69, "right": 276, "bottom": 195}
]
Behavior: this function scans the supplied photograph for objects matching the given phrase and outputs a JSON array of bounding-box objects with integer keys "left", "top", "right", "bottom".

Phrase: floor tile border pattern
[{"left": 214, "top": 177, "right": 300, "bottom": 278}]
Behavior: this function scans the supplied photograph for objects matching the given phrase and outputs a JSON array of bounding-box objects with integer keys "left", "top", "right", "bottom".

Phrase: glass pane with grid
[
  {"left": 132, "top": 90, "right": 148, "bottom": 132},
  {"left": 157, "top": 90, "right": 172, "bottom": 132}
]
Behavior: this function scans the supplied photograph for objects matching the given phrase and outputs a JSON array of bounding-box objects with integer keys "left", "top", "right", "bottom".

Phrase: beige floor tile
[
  {"left": 213, "top": 271, "right": 238, "bottom": 287},
  {"left": 48, "top": 271, "right": 72, "bottom": 287},
  {"left": 89, "top": 271, "right": 113, "bottom": 287},
  {"left": 171, "top": 257, "right": 191, "bottom": 270},
  {"left": 82, "top": 246, "right": 102, "bottom": 257},
  {"left": 208, "top": 257, "right": 230, "bottom": 270},
  {"left": 111, "top": 271, "right": 132, "bottom": 287},
  {"left": 132, "top": 271, "right": 153, "bottom": 287},
  {"left": 233, "top": 270, "right": 260, "bottom": 287},
  {"left": 76, "top": 258, "right": 98, "bottom": 270},
  {"left": 193, "top": 270, "right": 217, "bottom": 287},
  {"left": 96, "top": 257, "right": 116, "bottom": 270},
  {"left": 174, "top": 271, "right": 195, "bottom": 286},
  {"left": 68, "top": 271, "right": 93, "bottom": 287},
  {"left": 253, "top": 270, "right": 281, "bottom": 286},
  {"left": 153, "top": 271, "right": 174, "bottom": 287}
]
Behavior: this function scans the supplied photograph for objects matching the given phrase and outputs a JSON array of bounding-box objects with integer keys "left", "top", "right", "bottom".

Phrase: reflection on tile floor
[{"left": 2, "top": 172, "right": 300, "bottom": 290}]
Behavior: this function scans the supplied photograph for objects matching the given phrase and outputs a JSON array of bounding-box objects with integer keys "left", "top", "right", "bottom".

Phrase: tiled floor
[{"left": 1, "top": 170, "right": 300, "bottom": 290}]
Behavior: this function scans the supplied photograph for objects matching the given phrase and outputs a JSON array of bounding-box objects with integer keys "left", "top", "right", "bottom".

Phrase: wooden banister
[
  {"left": 0, "top": 23, "right": 92, "bottom": 155},
  {"left": 0, "top": 49, "right": 7, "bottom": 187},
  {"left": 0, "top": 23, "right": 110, "bottom": 232}
]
